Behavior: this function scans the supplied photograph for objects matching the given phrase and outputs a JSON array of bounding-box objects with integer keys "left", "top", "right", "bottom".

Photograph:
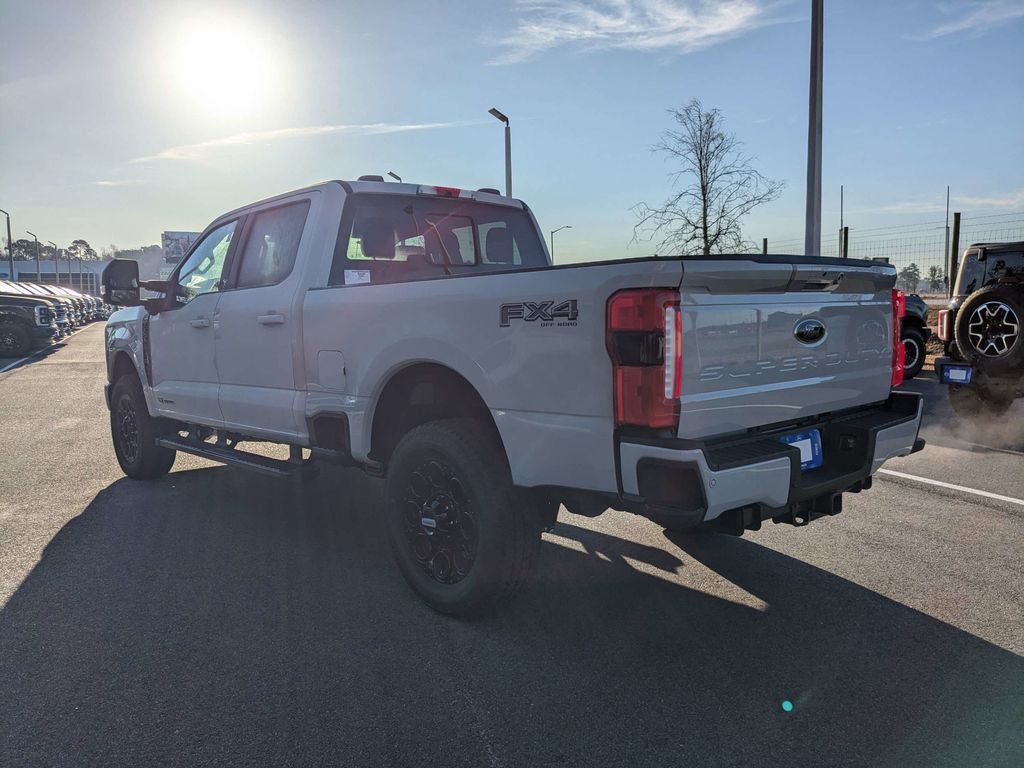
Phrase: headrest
[
  {"left": 486, "top": 227, "right": 513, "bottom": 264},
  {"left": 358, "top": 217, "right": 395, "bottom": 259}
]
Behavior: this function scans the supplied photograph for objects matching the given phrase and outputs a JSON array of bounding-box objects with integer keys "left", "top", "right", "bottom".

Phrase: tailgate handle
[
  {"left": 800, "top": 272, "right": 845, "bottom": 291},
  {"left": 257, "top": 313, "right": 286, "bottom": 325}
]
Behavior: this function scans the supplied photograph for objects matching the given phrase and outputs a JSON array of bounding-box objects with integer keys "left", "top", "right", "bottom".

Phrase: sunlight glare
[{"left": 164, "top": 16, "right": 278, "bottom": 117}]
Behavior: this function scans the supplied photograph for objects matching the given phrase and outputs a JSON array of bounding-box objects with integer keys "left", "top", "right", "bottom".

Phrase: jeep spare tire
[{"left": 953, "top": 285, "right": 1024, "bottom": 374}]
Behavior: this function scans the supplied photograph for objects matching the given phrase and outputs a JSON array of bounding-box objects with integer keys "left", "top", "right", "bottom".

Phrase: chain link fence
[{"left": 765, "top": 211, "right": 1024, "bottom": 297}]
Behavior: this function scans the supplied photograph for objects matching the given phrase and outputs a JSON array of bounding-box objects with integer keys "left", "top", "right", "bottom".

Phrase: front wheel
[
  {"left": 0, "top": 322, "right": 31, "bottom": 358},
  {"left": 384, "top": 419, "right": 541, "bottom": 616},
  {"left": 110, "top": 374, "right": 177, "bottom": 479}
]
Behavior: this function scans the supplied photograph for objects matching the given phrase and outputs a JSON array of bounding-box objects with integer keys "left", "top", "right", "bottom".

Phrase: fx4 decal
[{"left": 500, "top": 300, "right": 579, "bottom": 328}]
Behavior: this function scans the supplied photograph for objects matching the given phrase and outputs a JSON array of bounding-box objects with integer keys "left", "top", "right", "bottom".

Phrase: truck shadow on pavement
[{"left": 1, "top": 466, "right": 1021, "bottom": 768}]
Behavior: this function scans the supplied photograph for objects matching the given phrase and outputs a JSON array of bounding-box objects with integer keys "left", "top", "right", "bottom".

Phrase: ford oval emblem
[{"left": 794, "top": 318, "right": 826, "bottom": 345}]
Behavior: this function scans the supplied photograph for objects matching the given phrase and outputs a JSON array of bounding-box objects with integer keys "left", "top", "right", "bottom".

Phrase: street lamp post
[
  {"left": 47, "top": 241, "right": 59, "bottom": 287},
  {"left": 550, "top": 225, "right": 572, "bottom": 261},
  {"left": 0, "top": 208, "right": 13, "bottom": 280},
  {"left": 488, "top": 108, "right": 512, "bottom": 197},
  {"left": 26, "top": 231, "right": 41, "bottom": 282}
]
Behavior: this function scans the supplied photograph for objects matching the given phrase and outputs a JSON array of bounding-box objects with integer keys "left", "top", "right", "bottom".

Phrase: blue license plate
[
  {"left": 942, "top": 365, "right": 973, "bottom": 385},
  {"left": 780, "top": 429, "right": 823, "bottom": 471}
]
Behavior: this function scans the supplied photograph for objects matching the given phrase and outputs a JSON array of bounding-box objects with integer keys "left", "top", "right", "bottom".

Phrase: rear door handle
[
  {"left": 257, "top": 313, "right": 285, "bottom": 325},
  {"left": 189, "top": 317, "right": 211, "bottom": 328}
]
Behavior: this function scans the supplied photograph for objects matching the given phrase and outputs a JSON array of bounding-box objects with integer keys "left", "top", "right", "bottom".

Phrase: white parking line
[
  {"left": 878, "top": 468, "right": 1024, "bottom": 508},
  {"left": 0, "top": 326, "right": 89, "bottom": 374}
]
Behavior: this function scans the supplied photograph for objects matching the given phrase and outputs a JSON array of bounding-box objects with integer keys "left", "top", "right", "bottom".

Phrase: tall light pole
[
  {"left": 0, "top": 207, "right": 12, "bottom": 280},
  {"left": 47, "top": 241, "right": 59, "bottom": 286},
  {"left": 26, "top": 231, "right": 41, "bottom": 282},
  {"left": 550, "top": 225, "right": 571, "bottom": 261},
  {"left": 488, "top": 107, "right": 512, "bottom": 197},
  {"left": 804, "top": 0, "right": 823, "bottom": 257}
]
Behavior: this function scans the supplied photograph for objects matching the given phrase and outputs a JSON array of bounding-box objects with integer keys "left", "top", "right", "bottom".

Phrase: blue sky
[{"left": 1, "top": 0, "right": 1022, "bottom": 262}]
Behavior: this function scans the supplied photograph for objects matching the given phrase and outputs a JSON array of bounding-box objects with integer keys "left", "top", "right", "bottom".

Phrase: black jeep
[{"left": 935, "top": 241, "right": 1023, "bottom": 416}]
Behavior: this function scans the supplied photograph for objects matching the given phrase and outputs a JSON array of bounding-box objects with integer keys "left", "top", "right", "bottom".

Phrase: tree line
[{"left": 5, "top": 239, "right": 160, "bottom": 261}]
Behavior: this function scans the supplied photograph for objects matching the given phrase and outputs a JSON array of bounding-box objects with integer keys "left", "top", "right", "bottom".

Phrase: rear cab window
[{"left": 329, "top": 193, "right": 548, "bottom": 286}]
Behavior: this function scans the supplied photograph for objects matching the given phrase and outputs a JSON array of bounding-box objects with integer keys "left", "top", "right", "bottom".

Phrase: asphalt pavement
[{"left": 1, "top": 324, "right": 1021, "bottom": 767}]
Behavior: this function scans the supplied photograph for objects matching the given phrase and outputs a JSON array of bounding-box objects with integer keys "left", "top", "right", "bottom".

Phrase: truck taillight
[
  {"left": 607, "top": 289, "right": 681, "bottom": 429},
  {"left": 937, "top": 309, "right": 951, "bottom": 342},
  {"left": 892, "top": 288, "right": 906, "bottom": 388}
]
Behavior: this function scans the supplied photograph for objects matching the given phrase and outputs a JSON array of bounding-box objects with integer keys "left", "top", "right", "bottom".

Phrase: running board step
[{"left": 156, "top": 436, "right": 307, "bottom": 479}]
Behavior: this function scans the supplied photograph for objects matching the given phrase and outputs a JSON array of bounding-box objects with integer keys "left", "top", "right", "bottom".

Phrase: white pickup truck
[{"left": 102, "top": 178, "right": 924, "bottom": 614}]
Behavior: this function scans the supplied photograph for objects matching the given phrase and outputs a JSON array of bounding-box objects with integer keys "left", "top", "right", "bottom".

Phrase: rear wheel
[
  {"left": 0, "top": 322, "right": 31, "bottom": 358},
  {"left": 384, "top": 419, "right": 541, "bottom": 615},
  {"left": 110, "top": 374, "right": 177, "bottom": 479},
  {"left": 948, "top": 385, "right": 1014, "bottom": 419},
  {"left": 901, "top": 327, "right": 926, "bottom": 380}
]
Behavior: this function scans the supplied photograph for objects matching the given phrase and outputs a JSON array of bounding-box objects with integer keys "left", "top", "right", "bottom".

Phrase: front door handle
[
  {"left": 189, "top": 317, "right": 211, "bottom": 328},
  {"left": 257, "top": 313, "right": 285, "bottom": 325}
]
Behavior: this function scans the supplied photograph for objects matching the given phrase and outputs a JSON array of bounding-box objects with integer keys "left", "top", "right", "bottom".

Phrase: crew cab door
[
  {"left": 149, "top": 219, "right": 239, "bottom": 426},
  {"left": 214, "top": 198, "right": 311, "bottom": 440}
]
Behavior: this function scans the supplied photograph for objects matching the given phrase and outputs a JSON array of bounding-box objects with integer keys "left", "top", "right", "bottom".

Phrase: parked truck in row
[{"left": 102, "top": 178, "right": 924, "bottom": 614}]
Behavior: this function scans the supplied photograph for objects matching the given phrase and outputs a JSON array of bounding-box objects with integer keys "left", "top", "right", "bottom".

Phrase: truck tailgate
[{"left": 677, "top": 259, "right": 897, "bottom": 439}]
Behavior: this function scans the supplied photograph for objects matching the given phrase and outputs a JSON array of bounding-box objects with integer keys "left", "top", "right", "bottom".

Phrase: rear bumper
[
  {"left": 934, "top": 356, "right": 1024, "bottom": 394},
  {"left": 618, "top": 391, "right": 924, "bottom": 527}
]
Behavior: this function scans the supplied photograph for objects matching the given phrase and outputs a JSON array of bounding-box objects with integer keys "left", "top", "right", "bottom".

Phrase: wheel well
[
  {"left": 370, "top": 363, "right": 502, "bottom": 465},
  {"left": 111, "top": 351, "right": 137, "bottom": 383}
]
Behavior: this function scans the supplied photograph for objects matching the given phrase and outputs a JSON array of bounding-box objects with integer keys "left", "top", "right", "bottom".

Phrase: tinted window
[
  {"left": 175, "top": 221, "right": 236, "bottom": 304},
  {"left": 330, "top": 194, "right": 548, "bottom": 285},
  {"left": 235, "top": 202, "right": 310, "bottom": 288},
  {"left": 986, "top": 251, "right": 1024, "bottom": 283}
]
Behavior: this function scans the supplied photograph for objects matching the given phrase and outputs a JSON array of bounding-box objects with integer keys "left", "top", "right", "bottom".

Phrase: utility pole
[
  {"left": 47, "top": 241, "right": 58, "bottom": 286},
  {"left": 839, "top": 185, "right": 844, "bottom": 255},
  {"left": 0, "top": 208, "right": 13, "bottom": 280},
  {"left": 804, "top": 0, "right": 824, "bottom": 257},
  {"left": 26, "top": 231, "right": 40, "bottom": 281},
  {"left": 943, "top": 185, "right": 950, "bottom": 283},
  {"left": 948, "top": 211, "right": 961, "bottom": 299},
  {"left": 762, "top": 237, "right": 768, "bottom": 255}
]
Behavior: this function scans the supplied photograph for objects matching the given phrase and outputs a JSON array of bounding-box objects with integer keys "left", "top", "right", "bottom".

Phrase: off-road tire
[
  {"left": 948, "top": 384, "right": 1014, "bottom": 419},
  {"left": 954, "top": 285, "right": 1024, "bottom": 375},
  {"left": 110, "top": 374, "right": 176, "bottom": 479},
  {"left": 0, "top": 322, "right": 31, "bottom": 358},
  {"left": 384, "top": 419, "right": 541, "bottom": 616},
  {"left": 901, "top": 327, "right": 926, "bottom": 380}
]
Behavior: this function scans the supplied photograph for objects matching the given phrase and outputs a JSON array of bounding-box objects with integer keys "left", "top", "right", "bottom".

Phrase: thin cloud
[
  {"left": 131, "top": 121, "right": 472, "bottom": 163},
  {"left": 93, "top": 179, "right": 142, "bottom": 187},
  {"left": 912, "top": 0, "right": 1024, "bottom": 40},
  {"left": 492, "top": 0, "right": 784, "bottom": 64},
  {"left": 852, "top": 188, "right": 1024, "bottom": 215}
]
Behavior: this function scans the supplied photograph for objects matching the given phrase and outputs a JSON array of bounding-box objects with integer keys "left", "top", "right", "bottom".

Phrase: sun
[{"left": 164, "top": 17, "right": 278, "bottom": 117}]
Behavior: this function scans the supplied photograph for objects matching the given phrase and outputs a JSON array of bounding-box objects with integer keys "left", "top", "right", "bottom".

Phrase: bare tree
[{"left": 633, "top": 100, "right": 783, "bottom": 256}]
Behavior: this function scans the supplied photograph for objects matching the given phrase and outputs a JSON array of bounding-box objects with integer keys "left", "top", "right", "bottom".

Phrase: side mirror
[{"left": 101, "top": 259, "right": 141, "bottom": 307}]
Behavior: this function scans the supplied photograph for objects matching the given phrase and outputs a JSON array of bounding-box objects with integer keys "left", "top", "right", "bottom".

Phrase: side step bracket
[{"left": 156, "top": 435, "right": 314, "bottom": 479}]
